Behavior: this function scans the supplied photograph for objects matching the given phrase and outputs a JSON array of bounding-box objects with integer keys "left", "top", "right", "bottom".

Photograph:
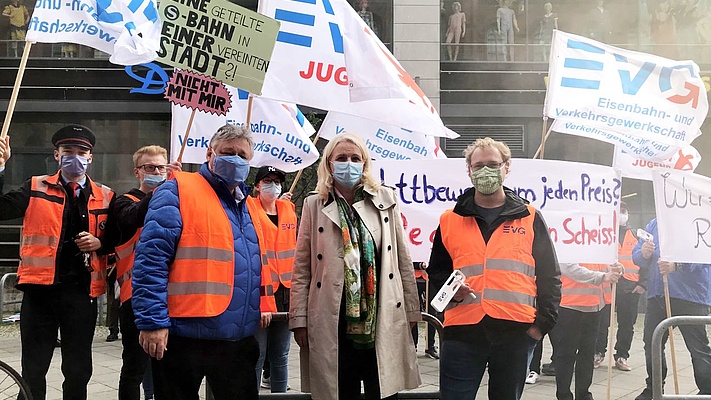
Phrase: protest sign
[
  {"left": 257, "top": 0, "right": 457, "bottom": 138},
  {"left": 319, "top": 112, "right": 446, "bottom": 160},
  {"left": 26, "top": 0, "right": 161, "bottom": 65},
  {"left": 613, "top": 145, "right": 701, "bottom": 181},
  {"left": 157, "top": 0, "right": 279, "bottom": 94},
  {"left": 171, "top": 86, "right": 318, "bottom": 172},
  {"left": 165, "top": 70, "right": 231, "bottom": 115},
  {"left": 545, "top": 30, "right": 706, "bottom": 160},
  {"left": 652, "top": 170, "right": 711, "bottom": 263},
  {"left": 374, "top": 158, "right": 621, "bottom": 264}
]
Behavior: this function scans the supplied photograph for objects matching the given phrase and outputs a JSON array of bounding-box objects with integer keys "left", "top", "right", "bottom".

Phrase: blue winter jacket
[
  {"left": 632, "top": 218, "right": 711, "bottom": 306},
  {"left": 131, "top": 163, "right": 262, "bottom": 340}
]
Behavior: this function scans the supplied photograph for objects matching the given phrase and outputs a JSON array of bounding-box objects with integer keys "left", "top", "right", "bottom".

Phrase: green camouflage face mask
[{"left": 470, "top": 165, "right": 503, "bottom": 195}]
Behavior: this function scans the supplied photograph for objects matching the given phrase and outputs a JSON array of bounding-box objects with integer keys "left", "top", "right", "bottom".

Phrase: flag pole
[
  {"left": 663, "top": 274, "right": 680, "bottom": 394},
  {"left": 606, "top": 281, "right": 617, "bottom": 400},
  {"left": 176, "top": 108, "right": 197, "bottom": 163},
  {"left": 288, "top": 131, "right": 321, "bottom": 194},
  {"left": 245, "top": 94, "right": 254, "bottom": 127},
  {"left": 1, "top": 41, "right": 33, "bottom": 140},
  {"left": 533, "top": 118, "right": 552, "bottom": 159}
]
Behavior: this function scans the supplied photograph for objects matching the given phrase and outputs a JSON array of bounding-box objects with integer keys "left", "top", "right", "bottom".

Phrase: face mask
[
  {"left": 212, "top": 155, "right": 250, "bottom": 187},
  {"left": 260, "top": 182, "right": 282, "bottom": 202},
  {"left": 60, "top": 154, "right": 89, "bottom": 178},
  {"left": 332, "top": 161, "right": 363, "bottom": 188},
  {"left": 143, "top": 174, "right": 166, "bottom": 189},
  {"left": 470, "top": 165, "right": 504, "bottom": 195},
  {"left": 619, "top": 213, "right": 629, "bottom": 226}
]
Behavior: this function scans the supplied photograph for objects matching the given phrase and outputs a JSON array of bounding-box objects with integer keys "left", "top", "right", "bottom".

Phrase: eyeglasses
[
  {"left": 138, "top": 164, "right": 167, "bottom": 173},
  {"left": 470, "top": 161, "right": 506, "bottom": 171}
]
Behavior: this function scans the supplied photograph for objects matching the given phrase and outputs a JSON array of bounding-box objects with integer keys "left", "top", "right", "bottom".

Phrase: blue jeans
[
  {"left": 255, "top": 320, "right": 292, "bottom": 393},
  {"left": 440, "top": 324, "right": 538, "bottom": 400}
]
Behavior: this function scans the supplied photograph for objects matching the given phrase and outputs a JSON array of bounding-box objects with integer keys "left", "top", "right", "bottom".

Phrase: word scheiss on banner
[
  {"left": 158, "top": 0, "right": 280, "bottom": 94},
  {"left": 26, "top": 0, "right": 161, "bottom": 65},
  {"left": 164, "top": 70, "right": 232, "bottom": 115},
  {"left": 545, "top": 30, "right": 707, "bottom": 161},
  {"left": 171, "top": 87, "right": 318, "bottom": 171},
  {"left": 257, "top": 0, "right": 457, "bottom": 138},
  {"left": 319, "top": 112, "right": 446, "bottom": 160},
  {"left": 613, "top": 145, "right": 701, "bottom": 181},
  {"left": 374, "top": 159, "right": 621, "bottom": 264},
  {"left": 652, "top": 170, "right": 711, "bottom": 263}
]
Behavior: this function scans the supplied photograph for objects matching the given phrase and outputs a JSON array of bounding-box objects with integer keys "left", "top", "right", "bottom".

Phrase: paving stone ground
[{"left": 0, "top": 318, "right": 703, "bottom": 399}]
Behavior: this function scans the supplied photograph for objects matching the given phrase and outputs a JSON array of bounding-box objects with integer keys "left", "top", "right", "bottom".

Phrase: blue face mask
[
  {"left": 60, "top": 154, "right": 89, "bottom": 178},
  {"left": 332, "top": 161, "right": 364, "bottom": 188},
  {"left": 212, "top": 155, "right": 250, "bottom": 187},
  {"left": 143, "top": 174, "right": 166, "bottom": 189}
]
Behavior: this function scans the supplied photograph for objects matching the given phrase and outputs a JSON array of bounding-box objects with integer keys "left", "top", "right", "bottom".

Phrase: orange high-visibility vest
[
  {"left": 246, "top": 196, "right": 297, "bottom": 313},
  {"left": 18, "top": 172, "right": 113, "bottom": 298},
  {"left": 168, "top": 172, "right": 265, "bottom": 318},
  {"left": 561, "top": 263, "right": 608, "bottom": 311},
  {"left": 114, "top": 193, "right": 140, "bottom": 304},
  {"left": 440, "top": 205, "right": 538, "bottom": 327},
  {"left": 619, "top": 229, "right": 639, "bottom": 282}
]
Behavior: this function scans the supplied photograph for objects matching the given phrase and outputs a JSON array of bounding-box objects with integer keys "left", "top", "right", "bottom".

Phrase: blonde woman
[{"left": 290, "top": 133, "right": 421, "bottom": 400}]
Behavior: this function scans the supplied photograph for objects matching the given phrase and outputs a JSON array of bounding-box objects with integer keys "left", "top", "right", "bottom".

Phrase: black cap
[
  {"left": 51, "top": 124, "right": 96, "bottom": 150},
  {"left": 255, "top": 166, "right": 286, "bottom": 184}
]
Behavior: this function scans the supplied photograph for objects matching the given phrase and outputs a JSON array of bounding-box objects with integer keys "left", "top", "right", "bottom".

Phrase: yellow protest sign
[{"left": 157, "top": 0, "right": 279, "bottom": 94}]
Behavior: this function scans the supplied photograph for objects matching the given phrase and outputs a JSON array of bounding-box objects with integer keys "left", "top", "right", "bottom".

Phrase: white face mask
[
  {"left": 619, "top": 213, "right": 629, "bottom": 226},
  {"left": 260, "top": 182, "right": 282, "bottom": 201}
]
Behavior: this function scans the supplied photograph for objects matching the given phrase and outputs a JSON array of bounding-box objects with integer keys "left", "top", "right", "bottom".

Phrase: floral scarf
[{"left": 335, "top": 190, "right": 377, "bottom": 349}]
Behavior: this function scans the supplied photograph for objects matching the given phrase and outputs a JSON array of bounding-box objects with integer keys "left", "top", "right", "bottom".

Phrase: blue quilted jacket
[{"left": 131, "top": 163, "right": 261, "bottom": 340}]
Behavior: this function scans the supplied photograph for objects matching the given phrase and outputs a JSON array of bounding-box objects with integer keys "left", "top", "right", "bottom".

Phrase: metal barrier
[
  {"left": 0, "top": 273, "right": 21, "bottom": 316},
  {"left": 652, "top": 316, "right": 711, "bottom": 400},
  {"left": 207, "top": 311, "right": 444, "bottom": 400}
]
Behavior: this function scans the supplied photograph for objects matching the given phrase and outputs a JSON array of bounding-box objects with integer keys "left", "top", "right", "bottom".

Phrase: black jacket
[
  {"left": 428, "top": 186, "right": 561, "bottom": 339},
  {"left": 112, "top": 188, "right": 152, "bottom": 246}
]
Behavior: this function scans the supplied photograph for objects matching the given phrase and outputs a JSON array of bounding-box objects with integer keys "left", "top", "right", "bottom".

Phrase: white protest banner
[
  {"left": 319, "top": 112, "right": 446, "bottom": 160},
  {"left": 374, "top": 159, "right": 621, "bottom": 264},
  {"left": 256, "top": 0, "right": 457, "bottom": 138},
  {"left": 652, "top": 170, "right": 711, "bottom": 263},
  {"left": 545, "top": 30, "right": 706, "bottom": 160},
  {"left": 613, "top": 145, "right": 701, "bottom": 181},
  {"left": 171, "top": 86, "right": 319, "bottom": 172},
  {"left": 26, "top": 0, "right": 161, "bottom": 65}
]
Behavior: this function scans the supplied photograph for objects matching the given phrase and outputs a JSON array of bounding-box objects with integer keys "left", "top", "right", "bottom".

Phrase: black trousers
[
  {"left": 551, "top": 307, "right": 601, "bottom": 400},
  {"left": 595, "top": 287, "right": 641, "bottom": 359},
  {"left": 106, "top": 270, "right": 120, "bottom": 335},
  {"left": 642, "top": 297, "right": 711, "bottom": 394},
  {"left": 20, "top": 283, "right": 98, "bottom": 400},
  {"left": 152, "top": 334, "right": 259, "bottom": 400},
  {"left": 338, "top": 337, "right": 396, "bottom": 400},
  {"left": 118, "top": 299, "right": 151, "bottom": 400}
]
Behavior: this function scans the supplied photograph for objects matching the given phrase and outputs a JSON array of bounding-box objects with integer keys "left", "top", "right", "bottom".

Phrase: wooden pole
[
  {"left": 424, "top": 273, "right": 430, "bottom": 349},
  {"left": 1, "top": 41, "right": 33, "bottom": 140},
  {"left": 176, "top": 108, "right": 197, "bottom": 163},
  {"left": 288, "top": 131, "right": 321, "bottom": 194},
  {"left": 606, "top": 282, "right": 617, "bottom": 400},
  {"left": 533, "top": 121, "right": 553, "bottom": 159},
  {"left": 539, "top": 117, "right": 549, "bottom": 159},
  {"left": 245, "top": 94, "right": 254, "bottom": 126},
  {"left": 663, "top": 274, "right": 680, "bottom": 394}
]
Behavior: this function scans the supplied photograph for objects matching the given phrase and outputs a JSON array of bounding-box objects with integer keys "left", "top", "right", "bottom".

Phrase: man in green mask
[{"left": 428, "top": 137, "right": 561, "bottom": 400}]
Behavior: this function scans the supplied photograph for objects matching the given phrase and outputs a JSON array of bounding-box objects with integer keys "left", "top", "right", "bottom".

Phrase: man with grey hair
[{"left": 132, "top": 124, "right": 263, "bottom": 400}]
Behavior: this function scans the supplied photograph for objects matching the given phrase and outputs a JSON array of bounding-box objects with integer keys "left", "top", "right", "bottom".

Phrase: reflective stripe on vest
[
  {"left": 245, "top": 196, "right": 297, "bottom": 313},
  {"left": 560, "top": 263, "right": 607, "bottom": 310},
  {"left": 619, "top": 229, "right": 639, "bottom": 282},
  {"left": 114, "top": 193, "right": 140, "bottom": 304},
  {"left": 167, "top": 172, "right": 235, "bottom": 318},
  {"left": 18, "top": 172, "right": 113, "bottom": 298},
  {"left": 440, "top": 205, "right": 538, "bottom": 327}
]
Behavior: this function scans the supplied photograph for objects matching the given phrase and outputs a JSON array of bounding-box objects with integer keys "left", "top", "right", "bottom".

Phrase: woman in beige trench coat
[{"left": 289, "top": 133, "right": 421, "bottom": 400}]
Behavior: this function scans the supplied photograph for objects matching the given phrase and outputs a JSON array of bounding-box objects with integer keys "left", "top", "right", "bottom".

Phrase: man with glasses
[
  {"left": 0, "top": 125, "right": 119, "bottom": 400},
  {"left": 111, "top": 145, "right": 180, "bottom": 400},
  {"left": 132, "top": 125, "right": 264, "bottom": 400},
  {"left": 428, "top": 137, "right": 561, "bottom": 400}
]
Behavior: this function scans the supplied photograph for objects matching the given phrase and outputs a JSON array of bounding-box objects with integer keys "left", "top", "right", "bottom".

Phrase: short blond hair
[
  {"left": 133, "top": 145, "right": 168, "bottom": 167},
  {"left": 463, "top": 137, "right": 511, "bottom": 169},
  {"left": 316, "top": 133, "right": 380, "bottom": 200}
]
